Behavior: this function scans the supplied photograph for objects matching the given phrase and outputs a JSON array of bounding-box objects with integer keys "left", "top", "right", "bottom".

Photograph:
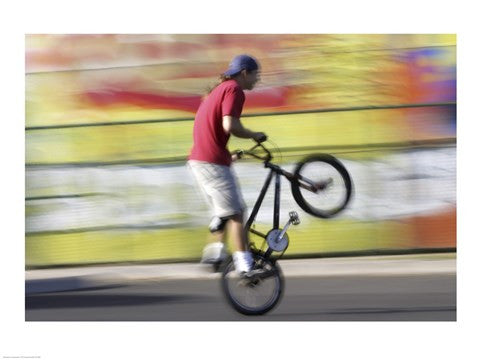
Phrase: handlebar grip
[{"left": 256, "top": 134, "right": 267, "bottom": 143}]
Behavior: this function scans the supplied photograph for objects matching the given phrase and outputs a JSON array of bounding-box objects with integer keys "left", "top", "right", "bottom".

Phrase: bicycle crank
[{"left": 266, "top": 211, "right": 301, "bottom": 252}]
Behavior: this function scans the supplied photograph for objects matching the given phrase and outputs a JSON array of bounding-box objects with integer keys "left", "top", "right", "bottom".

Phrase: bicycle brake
[{"left": 315, "top": 178, "right": 333, "bottom": 191}]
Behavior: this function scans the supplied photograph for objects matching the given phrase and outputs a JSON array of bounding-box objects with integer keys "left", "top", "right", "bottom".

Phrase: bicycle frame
[
  {"left": 239, "top": 142, "right": 328, "bottom": 257},
  {"left": 245, "top": 162, "right": 288, "bottom": 234},
  {"left": 242, "top": 156, "right": 300, "bottom": 259}
]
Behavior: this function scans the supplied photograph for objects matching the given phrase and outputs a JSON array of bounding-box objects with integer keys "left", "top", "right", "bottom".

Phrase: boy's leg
[
  {"left": 209, "top": 229, "right": 225, "bottom": 244},
  {"left": 228, "top": 213, "right": 248, "bottom": 251},
  {"left": 229, "top": 212, "right": 254, "bottom": 273},
  {"left": 201, "top": 217, "right": 229, "bottom": 264}
]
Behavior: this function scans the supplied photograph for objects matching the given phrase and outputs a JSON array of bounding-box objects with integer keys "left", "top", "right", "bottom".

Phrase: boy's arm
[{"left": 223, "top": 116, "right": 265, "bottom": 141}]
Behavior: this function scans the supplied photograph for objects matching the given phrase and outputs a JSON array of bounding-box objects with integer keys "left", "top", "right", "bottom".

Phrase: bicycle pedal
[{"left": 289, "top": 211, "right": 301, "bottom": 225}]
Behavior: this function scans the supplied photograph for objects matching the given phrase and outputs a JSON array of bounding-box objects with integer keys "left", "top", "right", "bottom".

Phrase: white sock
[{"left": 233, "top": 251, "right": 253, "bottom": 273}]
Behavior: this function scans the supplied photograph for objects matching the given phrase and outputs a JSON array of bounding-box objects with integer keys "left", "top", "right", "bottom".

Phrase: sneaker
[
  {"left": 242, "top": 267, "right": 269, "bottom": 279},
  {"left": 201, "top": 242, "right": 228, "bottom": 264},
  {"left": 236, "top": 268, "right": 270, "bottom": 287}
]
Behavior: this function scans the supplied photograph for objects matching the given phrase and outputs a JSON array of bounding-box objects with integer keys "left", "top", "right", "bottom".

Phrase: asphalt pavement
[{"left": 25, "top": 253, "right": 456, "bottom": 295}]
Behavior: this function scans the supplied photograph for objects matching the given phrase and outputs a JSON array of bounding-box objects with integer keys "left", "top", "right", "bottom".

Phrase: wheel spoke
[
  {"left": 291, "top": 154, "right": 352, "bottom": 218},
  {"left": 222, "top": 256, "right": 283, "bottom": 315}
]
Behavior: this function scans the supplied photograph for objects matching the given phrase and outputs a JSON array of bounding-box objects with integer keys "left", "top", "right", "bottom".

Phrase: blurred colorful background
[{"left": 25, "top": 34, "right": 456, "bottom": 267}]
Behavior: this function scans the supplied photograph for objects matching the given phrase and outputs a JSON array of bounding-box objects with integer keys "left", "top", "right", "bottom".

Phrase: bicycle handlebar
[{"left": 233, "top": 139, "right": 272, "bottom": 163}]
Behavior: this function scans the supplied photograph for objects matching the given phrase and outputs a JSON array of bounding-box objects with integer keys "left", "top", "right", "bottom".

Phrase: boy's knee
[
  {"left": 209, "top": 217, "right": 228, "bottom": 233},
  {"left": 230, "top": 212, "right": 244, "bottom": 222}
]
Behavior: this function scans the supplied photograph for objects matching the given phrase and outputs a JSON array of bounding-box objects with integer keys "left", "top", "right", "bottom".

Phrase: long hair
[{"left": 205, "top": 74, "right": 234, "bottom": 96}]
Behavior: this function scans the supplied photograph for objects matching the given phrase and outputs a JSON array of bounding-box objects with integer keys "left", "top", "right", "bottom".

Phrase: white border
[{"left": 3, "top": 1, "right": 478, "bottom": 359}]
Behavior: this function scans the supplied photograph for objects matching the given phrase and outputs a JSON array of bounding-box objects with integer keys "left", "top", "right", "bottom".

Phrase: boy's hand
[
  {"left": 231, "top": 150, "right": 243, "bottom": 162},
  {"left": 253, "top": 132, "right": 267, "bottom": 143}
]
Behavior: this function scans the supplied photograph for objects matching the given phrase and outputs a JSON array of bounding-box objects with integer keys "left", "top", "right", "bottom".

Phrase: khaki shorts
[{"left": 187, "top": 160, "right": 246, "bottom": 218}]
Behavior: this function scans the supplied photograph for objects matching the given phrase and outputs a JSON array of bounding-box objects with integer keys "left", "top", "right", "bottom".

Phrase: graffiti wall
[{"left": 25, "top": 34, "right": 456, "bottom": 266}]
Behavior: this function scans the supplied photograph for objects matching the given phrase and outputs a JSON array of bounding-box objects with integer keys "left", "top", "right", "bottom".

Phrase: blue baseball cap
[{"left": 223, "top": 54, "right": 260, "bottom": 76}]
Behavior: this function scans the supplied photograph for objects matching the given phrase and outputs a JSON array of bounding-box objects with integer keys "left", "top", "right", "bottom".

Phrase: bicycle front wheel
[
  {"left": 291, "top": 154, "right": 353, "bottom": 218},
  {"left": 221, "top": 254, "right": 283, "bottom": 316}
]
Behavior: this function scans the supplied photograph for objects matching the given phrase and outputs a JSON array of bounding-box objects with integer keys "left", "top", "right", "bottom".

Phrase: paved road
[{"left": 25, "top": 273, "right": 456, "bottom": 321}]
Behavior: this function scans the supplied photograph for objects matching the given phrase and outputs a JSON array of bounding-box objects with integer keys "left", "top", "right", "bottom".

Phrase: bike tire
[
  {"left": 291, "top": 154, "right": 353, "bottom": 218},
  {"left": 221, "top": 254, "right": 283, "bottom": 316}
]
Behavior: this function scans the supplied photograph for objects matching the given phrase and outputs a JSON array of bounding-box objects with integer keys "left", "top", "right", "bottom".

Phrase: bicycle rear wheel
[
  {"left": 291, "top": 154, "right": 353, "bottom": 218},
  {"left": 221, "top": 254, "right": 283, "bottom": 315}
]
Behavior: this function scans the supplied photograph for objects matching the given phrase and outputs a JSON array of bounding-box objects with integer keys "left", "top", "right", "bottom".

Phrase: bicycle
[{"left": 220, "top": 140, "right": 353, "bottom": 315}]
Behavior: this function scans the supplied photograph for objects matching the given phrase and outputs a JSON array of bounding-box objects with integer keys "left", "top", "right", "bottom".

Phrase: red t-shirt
[{"left": 188, "top": 80, "right": 245, "bottom": 166}]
